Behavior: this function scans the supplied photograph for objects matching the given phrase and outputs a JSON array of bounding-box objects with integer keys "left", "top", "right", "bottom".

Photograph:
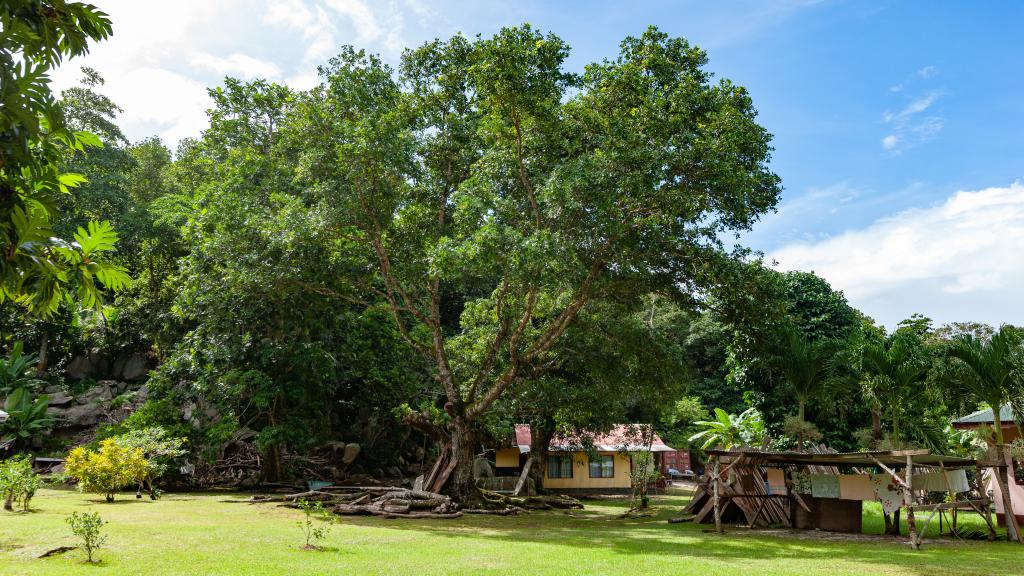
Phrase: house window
[
  {"left": 589, "top": 455, "right": 615, "bottom": 478},
  {"left": 547, "top": 455, "right": 573, "bottom": 479}
]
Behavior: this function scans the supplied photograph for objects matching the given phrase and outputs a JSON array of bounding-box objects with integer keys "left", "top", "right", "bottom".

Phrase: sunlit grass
[{"left": 0, "top": 488, "right": 1020, "bottom": 575}]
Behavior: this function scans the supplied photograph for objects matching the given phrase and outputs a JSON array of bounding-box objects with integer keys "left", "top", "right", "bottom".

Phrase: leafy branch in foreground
[{"left": 1, "top": 1, "right": 128, "bottom": 315}]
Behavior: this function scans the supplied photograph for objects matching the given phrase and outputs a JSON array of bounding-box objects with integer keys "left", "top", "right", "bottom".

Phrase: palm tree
[
  {"left": 774, "top": 327, "right": 848, "bottom": 446},
  {"left": 942, "top": 325, "right": 1024, "bottom": 542},
  {"left": 944, "top": 327, "right": 1024, "bottom": 443},
  {"left": 860, "top": 333, "right": 930, "bottom": 448}
]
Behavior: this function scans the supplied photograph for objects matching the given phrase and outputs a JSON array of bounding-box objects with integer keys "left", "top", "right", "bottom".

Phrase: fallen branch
[
  {"left": 38, "top": 546, "right": 76, "bottom": 558},
  {"left": 383, "top": 511, "right": 464, "bottom": 520},
  {"left": 463, "top": 506, "right": 529, "bottom": 516}
]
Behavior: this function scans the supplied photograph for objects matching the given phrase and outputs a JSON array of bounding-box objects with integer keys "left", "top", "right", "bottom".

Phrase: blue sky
[{"left": 53, "top": 1, "right": 1024, "bottom": 329}]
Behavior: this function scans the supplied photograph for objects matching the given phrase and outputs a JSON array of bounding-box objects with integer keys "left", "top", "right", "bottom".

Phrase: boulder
[
  {"left": 113, "top": 353, "right": 148, "bottom": 381},
  {"left": 66, "top": 356, "right": 94, "bottom": 380},
  {"left": 67, "top": 354, "right": 108, "bottom": 380},
  {"left": 49, "top": 403, "right": 103, "bottom": 428},
  {"left": 46, "top": 390, "right": 73, "bottom": 407},
  {"left": 76, "top": 384, "right": 113, "bottom": 405},
  {"left": 342, "top": 443, "right": 361, "bottom": 465}
]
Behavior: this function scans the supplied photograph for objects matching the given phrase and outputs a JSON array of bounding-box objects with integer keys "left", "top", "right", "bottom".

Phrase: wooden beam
[
  {"left": 904, "top": 454, "right": 919, "bottom": 550},
  {"left": 748, "top": 497, "right": 768, "bottom": 529},
  {"left": 712, "top": 458, "right": 723, "bottom": 534},
  {"left": 909, "top": 499, "right": 991, "bottom": 512},
  {"left": 993, "top": 444, "right": 1024, "bottom": 544},
  {"left": 967, "top": 498, "right": 999, "bottom": 541},
  {"left": 512, "top": 457, "right": 532, "bottom": 496},
  {"left": 791, "top": 490, "right": 812, "bottom": 514},
  {"left": 889, "top": 449, "right": 932, "bottom": 457},
  {"left": 868, "top": 455, "right": 909, "bottom": 490}
]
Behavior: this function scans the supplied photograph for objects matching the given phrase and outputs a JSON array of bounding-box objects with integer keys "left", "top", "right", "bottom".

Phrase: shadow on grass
[{"left": 329, "top": 494, "right": 1024, "bottom": 576}]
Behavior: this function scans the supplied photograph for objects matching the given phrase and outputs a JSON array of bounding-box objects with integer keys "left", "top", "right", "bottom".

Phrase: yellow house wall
[
  {"left": 544, "top": 451, "right": 633, "bottom": 489},
  {"left": 495, "top": 448, "right": 521, "bottom": 468}
]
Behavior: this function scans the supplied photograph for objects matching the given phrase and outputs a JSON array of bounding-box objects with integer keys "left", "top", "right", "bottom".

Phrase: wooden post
[
  {"left": 904, "top": 454, "right": 918, "bottom": 550},
  {"left": 938, "top": 462, "right": 951, "bottom": 536},
  {"left": 712, "top": 458, "right": 723, "bottom": 534},
  {"left": 512, "top": 457, "right": 532, "bottom": 496},
  {"left": 994, "top": 444, "right": 1024, "bottom": 543}
]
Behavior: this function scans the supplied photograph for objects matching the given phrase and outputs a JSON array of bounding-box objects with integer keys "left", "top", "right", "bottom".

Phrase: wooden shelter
[{"left": 684, "top": 447, "right": 1017, "bottom": 549}]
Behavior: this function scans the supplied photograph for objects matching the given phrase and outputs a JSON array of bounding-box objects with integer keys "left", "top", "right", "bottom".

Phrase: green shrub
[
  {"left": 66, "top": 511, "right": 107, "bottom": 563},
  {"left": 296, "top": 498, "right": 332, "bottom": 550},
  {"left": 0, "top": 456, "right": 40, "bottom": 511},
  {"left": 111, "top": 427, "right": 186, "bottom": 499}
]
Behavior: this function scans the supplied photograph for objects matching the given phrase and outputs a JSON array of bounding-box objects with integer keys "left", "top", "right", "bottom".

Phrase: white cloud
[
  {"left": 898, "top": 92, "right": 940, "bottom": 117},
  {"left": 263, "top": 0, "right": 317, "bottom": 31},
  {"left": 880, "top": 90, "right": 945, "bottom": 153},
  {"left": 918, "top": 65, "right": 937, "bottom": 79},
  {"left": 49, "top": 0, "right": 422, "bottom": 145},
  {"left": 770, "top": 183, "right": 1024, "bottom": 327},
  {"left": 324, "top": 0, "right": 382, "bottom": 41},
  {"left": 190, "top": 52, "right": 282, "bottom": 79}
]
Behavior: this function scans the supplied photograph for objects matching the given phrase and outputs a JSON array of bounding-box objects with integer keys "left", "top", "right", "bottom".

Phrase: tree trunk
[
  {"left": 36, "top": 331, "right": 49, "bottom": 376},
  {"left": 798, "top": 400, "right": 806, "bottom": 449},
  {"left": 264, "top": 395, "right": 283, "bottom": 482},
  {"left": 871, "top": 407, "right": 882, "bottom": 445},
  {"left": 528, "top": 425, "right": 555, "bottom": 495},
  {"left": 446, "top": 418, "right": 479, "bottom": 503},
  {"left": 885, "top": 509, "right": 901, "bottom": 535}
]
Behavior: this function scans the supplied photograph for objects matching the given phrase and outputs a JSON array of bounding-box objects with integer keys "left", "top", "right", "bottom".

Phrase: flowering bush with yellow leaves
[{"left": 65, "top": 439, "right": 149, "bottom": 502}]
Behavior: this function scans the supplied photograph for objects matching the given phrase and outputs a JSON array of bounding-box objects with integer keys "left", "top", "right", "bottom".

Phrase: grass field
[{"left": 1, "top": 487, "right": 1021, "bottom": 575}]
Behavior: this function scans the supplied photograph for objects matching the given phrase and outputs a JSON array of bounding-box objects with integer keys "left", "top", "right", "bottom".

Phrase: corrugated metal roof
[
  {"left": 951, "top": 404, "right": 1018, "bottom": 425},
  {"left": 512, "top": 424, "right": 674, "bottom": 453},
  {"left": 705, "top": 448, "right": 977, "bottom": 468}
]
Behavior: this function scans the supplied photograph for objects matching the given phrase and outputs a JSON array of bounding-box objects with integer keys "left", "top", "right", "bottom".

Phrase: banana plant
[
  {"left": 1, "top": 387, "right": 52, "bottom": 443},
  {"left": 0, "top": 342, "right": 44, "bottom": 396},
  {"left": 688, "top": 407, "right": 765, "bottom": 450}
]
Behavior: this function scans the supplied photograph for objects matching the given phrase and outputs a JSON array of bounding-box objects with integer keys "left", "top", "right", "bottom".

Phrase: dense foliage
[{"left": 1, "top": 13, "right": 1021, "bottom": 504}]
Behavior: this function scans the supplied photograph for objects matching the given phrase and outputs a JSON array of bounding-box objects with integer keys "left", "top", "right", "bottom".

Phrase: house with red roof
[
  {"left": 493, "top": 424, "right": 682, "bottom": 492},
  {"left": 952, "top": 405, "right": 1024, "bottom": 526}
]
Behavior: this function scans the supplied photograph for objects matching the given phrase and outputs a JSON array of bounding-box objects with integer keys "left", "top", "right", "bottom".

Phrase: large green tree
[
  {"left": 727, "top": 269, "right": 866, "bottom": 448},
  {"left": 143, "top": 79, "right": 432, "bottom": 479},
  {"left": 296, "top": 26, "right": 781, "bottom": 499}
]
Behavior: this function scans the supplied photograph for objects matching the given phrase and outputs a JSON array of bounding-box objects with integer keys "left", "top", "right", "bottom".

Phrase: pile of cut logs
[{"left": 242, "top": 485, "right": 583, "bottom": 519}]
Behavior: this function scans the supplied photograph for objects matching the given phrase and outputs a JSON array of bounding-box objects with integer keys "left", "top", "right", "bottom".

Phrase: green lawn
[{"left": 1, "top": 488, "right": 1021, "bottom": 575}]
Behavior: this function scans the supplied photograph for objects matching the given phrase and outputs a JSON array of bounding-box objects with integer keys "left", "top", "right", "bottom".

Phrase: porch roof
[
  {"left": 951, "top": 404, "right": 1019, "bottom": 428},
  {"left": 705, "top": 448, "right": 977, "bottom": 469}
]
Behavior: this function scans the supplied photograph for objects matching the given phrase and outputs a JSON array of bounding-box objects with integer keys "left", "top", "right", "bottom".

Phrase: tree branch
[
  {"left": 468, "top": 279, "right": 511, "bottom": 403},
  {"left": 511, "top": 116, "right": 542, "bottom": 230}
]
